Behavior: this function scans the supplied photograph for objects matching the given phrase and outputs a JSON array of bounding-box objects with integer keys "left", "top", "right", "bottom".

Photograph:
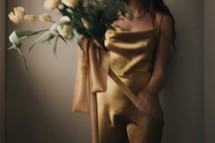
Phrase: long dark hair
[{"left": 126, "top": 0, "right": 177, "bottom": 64}]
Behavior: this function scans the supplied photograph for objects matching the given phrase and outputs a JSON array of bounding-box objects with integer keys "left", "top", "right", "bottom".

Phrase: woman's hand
[{"left": 136, "top": 89, "right": 163, "bottom": 120}]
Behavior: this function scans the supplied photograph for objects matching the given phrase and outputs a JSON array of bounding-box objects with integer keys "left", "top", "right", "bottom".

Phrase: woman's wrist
[{"left": 141, "top": 86, "right": 158, "bottom": 97}]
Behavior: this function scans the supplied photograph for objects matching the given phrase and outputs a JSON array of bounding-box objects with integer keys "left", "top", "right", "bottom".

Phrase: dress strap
[{"left": 156, "top": 14, "right": 164, "bottom": 34}]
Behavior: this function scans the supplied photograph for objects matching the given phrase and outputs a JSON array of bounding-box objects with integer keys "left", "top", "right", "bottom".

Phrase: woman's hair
[
  {"left": 125, "top": 0, "right": 177, "bottom": 63},
  {"left": 153, "top": 0, "right": 176, "bottom": 47}
]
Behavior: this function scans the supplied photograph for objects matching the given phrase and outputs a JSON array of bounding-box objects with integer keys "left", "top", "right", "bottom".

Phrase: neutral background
[
  {"left": 0, "top": 0, "right": 213, "bottom": 143},
  {"left": 204, "top": 0, "right": 215, "bottom": 142},
  {"left": 0, "top": 0, "right": 6, "bottom": 143},
  {"left": 6, "top": 0, "right": 91, "bottom": 143},
  {"left": 160, "top": 0, "right": 203, "bottom": 142}
]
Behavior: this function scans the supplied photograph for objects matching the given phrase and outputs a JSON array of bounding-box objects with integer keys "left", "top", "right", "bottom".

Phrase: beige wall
[
  {"left": 0, "top": 0, "right": 6, "bottom": 143},
  {"left": 204, "top": 0, "right": 215, "bottom": 143},
  {"left": 7, "top": 0, "right": 91, "bottom": 143},
  {"left": 6, "top": 0, "right": 205, "bottom": 143},
  {"left": 160, "top": 0, "right": 204, "bottom": 142}
]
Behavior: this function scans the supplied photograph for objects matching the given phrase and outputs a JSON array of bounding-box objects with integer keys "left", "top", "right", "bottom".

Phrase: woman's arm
[{"left": 136, "top": 14, "right": 173, "bottom": 118}]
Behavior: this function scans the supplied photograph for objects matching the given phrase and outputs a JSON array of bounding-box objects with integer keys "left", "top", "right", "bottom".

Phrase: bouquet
[{"left": 8, "top": 0, "right": 132, "bottom": 71}]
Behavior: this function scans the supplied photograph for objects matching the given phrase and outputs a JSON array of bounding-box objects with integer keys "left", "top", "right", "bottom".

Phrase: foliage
[{"left": 8, "top": 0, "right": 132, "bottom": 71}]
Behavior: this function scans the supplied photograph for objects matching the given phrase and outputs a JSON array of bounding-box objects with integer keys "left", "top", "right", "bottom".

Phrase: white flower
[
  {"left": 8, "top": 6, "right": 25, "bottom": 24},
  {"left": 57, "top": 16, "right": 71, "bottom": 38},
  {"left": 61, "top": 0, "right": 80, "bottom": 8},
  {"left": 44, "top": 0, "right": 60, "bottom": 10},
  {"left": 24, "top": 14, "right": 37, "bottom": 24},
  {"left": 39, "top": 13, "right": 52, "bottom": 23}
]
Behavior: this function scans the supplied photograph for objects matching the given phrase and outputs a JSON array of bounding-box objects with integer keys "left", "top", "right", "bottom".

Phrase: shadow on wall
[{"left": 6, "top": 36, "right": 91, "bottom": 143}]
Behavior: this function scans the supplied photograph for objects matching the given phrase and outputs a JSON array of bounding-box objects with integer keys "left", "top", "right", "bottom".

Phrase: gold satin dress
[{"left": 96, "top": 18, "right": 165, "bottom": 143}]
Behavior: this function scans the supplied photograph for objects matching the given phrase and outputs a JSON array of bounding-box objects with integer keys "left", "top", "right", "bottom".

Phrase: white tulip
[
  {"left": 8, "top": 7, "right": 25, "bottom": 24},
  {"left": 24, "top": 14, "right": 37, "bottom": 24},
  {"left": 44, "top": 0, "right": 60, "bottom": 10},
  {"left": 39, "top": 13, "right": 52, "bottom": 23},
  {"left": 57, "top": 16, "right": 71, "bottom": 39}
]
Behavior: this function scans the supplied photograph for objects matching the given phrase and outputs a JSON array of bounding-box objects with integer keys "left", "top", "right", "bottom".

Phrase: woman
[{"left": 96, "top": 0, "right": 176, "bottom": 142}]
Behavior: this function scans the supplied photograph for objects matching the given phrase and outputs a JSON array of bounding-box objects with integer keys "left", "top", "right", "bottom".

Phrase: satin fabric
[
  {"left": 96, "top": 24, "right": 164, "bottom": 121},
  {"left": 73, "top": 14, "right": 165, "bottom": 142},
  {"left": 72, "top": 15, "right": 165, "bottom": 121},
  {"left": 72, "top": 38, "right": 110, "bottom": 113},
  {"left": 96, "top": 22, "right": 165, "bottom": 142},
  {"left": 72, "top": 25, "right": 164, "bottom": 119}
]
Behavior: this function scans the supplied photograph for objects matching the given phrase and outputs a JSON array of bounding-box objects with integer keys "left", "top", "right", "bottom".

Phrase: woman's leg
[
  {"left": 126, "top": 116, "right": 164, "bottom": 143},
  {"left": 97, "top": 104, "right": 129, "bottom": 143}
]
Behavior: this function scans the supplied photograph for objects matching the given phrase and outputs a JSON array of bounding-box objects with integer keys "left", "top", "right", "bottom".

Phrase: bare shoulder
[
  {"left": 155, "top": 12, "right": 172, "bottom": 29},
  {"left": 155, "top": 12, "right": 173, "bottom": 37}
]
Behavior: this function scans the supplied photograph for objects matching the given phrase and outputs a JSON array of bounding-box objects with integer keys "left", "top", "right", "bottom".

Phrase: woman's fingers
[
  {"left": 136, "top": 92, "right": 148, "bottom": 108},
  {"left": 136, "top": 92, "right": 163, "bottom": 120}
]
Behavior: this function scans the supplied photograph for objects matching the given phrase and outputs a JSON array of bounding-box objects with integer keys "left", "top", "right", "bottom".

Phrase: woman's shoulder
[
  {"left": 154, "top": 11, "right": 172, "bottom": 27},
  {"left": 154, "top": 11, "right": 172, "bottom": 32}
]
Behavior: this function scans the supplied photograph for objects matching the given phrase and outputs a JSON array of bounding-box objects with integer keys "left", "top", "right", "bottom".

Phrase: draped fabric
[
  {"left": 72, "top": 14, "right": 165, "bottom": 121},
  {"left": 72, "top": 38, "right": 110, "bottom": 113},
  {"left": 97, "top": 25, "right": 164, "bottom": 122},
  {"left": 72, "top": 15, "right": 165, "bottom": 143},
  {"left": 72, "top": 37, "right": 138, "bottom": 115}
]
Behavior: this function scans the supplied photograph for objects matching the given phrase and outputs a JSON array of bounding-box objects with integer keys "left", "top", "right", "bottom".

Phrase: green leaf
[
  {"left": 28, "top": 31, "right": 53, "bottom": 52},
  {"left": 59, "top": 34, "right": 68, "bottom": 43},
  {"left": 73, "top": 29, "right": 85, "bottom": 55},
  {"left": 8, "top": 29, "right": 49, "bottom": 49},
  {"left": 8, "top": 45, "right": 15, "bottom": 50},
  {"left": 17, "top": 48, "right": 29, "bottom": 72},
  {"left": 9, "top": 31, "right": 22, "bottom": 48},
  {"left": 50, "top": 21, "right": 70, "bottom": 32},
  {"left": 53, "top": 35, "right": 59, "bottom": 56},
  {"left": 14, "top": 29, "right": 49, "bottom": 37},
  {"left": 41, "top": 33, "right": 55, "bottom": 43},
  {"left": 26, "top": 21, "right": 71, "bottom": 52}
]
